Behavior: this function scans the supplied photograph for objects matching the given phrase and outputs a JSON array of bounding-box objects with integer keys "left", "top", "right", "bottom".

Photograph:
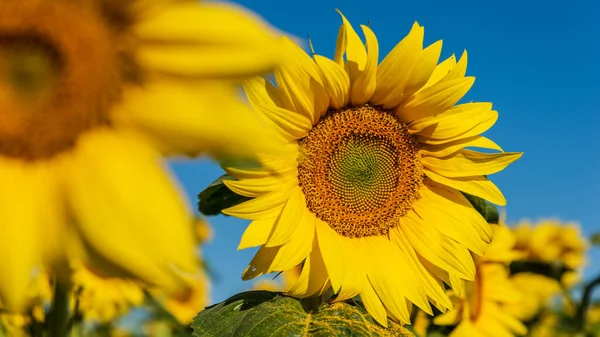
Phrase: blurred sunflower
[
  {"left": 71, "top": 266, "right": 145, "bottom": 324},
  {"left": 155, "top": 273, "right": 209, "bottom": 325},
  {"left": 222, "top": 11, "right": 521, "bottom": 325},
  {"left": 0, "top": 0, "right": 281, "bottom": 311},
  {"left": 434, "top": 225, "right": 528, "bottom": 337},
  {"left": 253, "top": 266, "right": 302, "bottom": 292},
  {"left": 502, "top": 273, "right": 561, "bottom": 322},
  {"left": 0, "top": 270, "right": 51, "bottom": 336},
  {"left": 512, "top": 220, "right": 588, "bottom": 286}
]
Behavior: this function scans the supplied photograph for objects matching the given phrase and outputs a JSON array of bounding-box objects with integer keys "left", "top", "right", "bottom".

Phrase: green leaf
[
  {"left": 591, "top": 233, "right": 600, "bottom": 246},
  {"left": 197, "top": 175, "right": 250, "bottom": 216},
  {"left": 462, "top": 193, "right": 499, "bottom": 224},
  {"left": 192, "top": 291, "right": 414, "bottom": 337},
  {"left": 509, "top": 260, "right": 570, "bottom": 281}
]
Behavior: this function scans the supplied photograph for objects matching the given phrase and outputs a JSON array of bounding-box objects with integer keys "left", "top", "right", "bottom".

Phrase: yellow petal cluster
[
  {"left": 0, "top": 0, "right": 282, "bottom": 311},
  {"left": 433, "top": 225, "right": 528, "bottom": 337},
  {"left": 224, "top": 11, "right": 521, "bottom": 326}
]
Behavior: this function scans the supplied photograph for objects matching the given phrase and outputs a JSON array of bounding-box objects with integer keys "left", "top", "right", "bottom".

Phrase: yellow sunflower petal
[
  {"left": 274, "top": 37, "right": 328, "bottom": 125},
  {"left": 0, "top": 160, "right": 47, "bottom": 312},
  {"left": 422, "top": 54, "right": 456, "bottom": 89},
  {"left": 313, "top": 54, "right": 350, "bottom": 109},
  {"left": 222, "top": 188, "right": 292, "bottom": 220},
  {"left": 424, "top": 169, "right": 507, "bottom": 206},
  {"left": 391, "top": 229, "right": 452, "bottom": 312},
  {"left": 371, "top": 22, "right": 424, "bottom": 108},
  {"left": 244, "top": 76, "right": 282, "bottom": 108},
  {"left": 421, "top": 149, "right": 522, "bottom": 178},
  {"left": 420, "top": 136, "right": 503, "bottom": 157},
  {"left": 238, "top": 218, "right": 276, "bottom": 250},
  {"left": 444, "top": 50, "right": 468, "bottom": 81},
  {"left": 112, "top": 81, "right": 280, "bottom": 157},
  {"left": 419, "top": 109, "right": 499, "bottom": 145},
  {"left": 401, "top": 212, "right": 476, "bottom": 280},
  {"left": 398, "top": 77, "right": 475, "bottom": 123},
  {"left": 335, "top": 237, "right": 366, "bottom": 302},
  {"left": 224, "top": 174, "right": 297, "bottom": 198},
  {"left": 270, "top": 208, "right": 316, "bottom": 270},
  {"left": 348, "top": 24, "right": 378, "bottom": 105},
  {"left": 65, "top": 131, "right": 197, "bottom": 287},
  {"left": 414, "top": 183, "right": 490, "bottom": 255},
  {"left": 242, "top": 246, "right": 280, "bottom": 280},
  {"left": 335, "top": 10, "right": 367, "bottom": 78},
  {"left": 255, "top": 104, "right": 313, "bottom": 141},
  {"left": 401, "top": 40, "right": 444, "bottom": 102},
  {"left": 265, "top": 187, "right": 306, "bottom": 247},
  {"left": 361, "top": 281, "right": 389, "bottom": 327},
  {"left": 134, "top": 1, "right": 280, "bottom": 77},
  {"left": 315, "top": 220, "right": 344, "bottom": 293},
  {"left": 408, "top": 102, "right": 493, "bottom": 139},
  {"left": 287, "top": 239, "right": 330, "bottom": 297},
  {"left": 366, "top": 237, "right": 420, "bottom": 323}
]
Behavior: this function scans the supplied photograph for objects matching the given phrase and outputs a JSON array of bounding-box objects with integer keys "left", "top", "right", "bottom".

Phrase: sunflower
[
  {"left": 501, "top": 273, "right": 561, "bottom": 322},
  {"left": 221, "top": 11, "right": 521, "bottom": 325},
  {"left": 253, "top": 266, "right": 302, "bottom": 292},
  {"left": 0, "top": 270, "right": 51, "bottom": 336},
  {"left": 512, "top": 220, "right": 588, "bottom": 287},
  {"left": 433, "top": 225, "right": 528, "bottom": 337},
  {"left": 155, "top": 272, "right": 209, "bottom": 325},
  {"left": 0, "top": 0, "right": 281, "bottom": 311},
  {"left": 71, "top": 267, "right": 145, "bottom": 324}
]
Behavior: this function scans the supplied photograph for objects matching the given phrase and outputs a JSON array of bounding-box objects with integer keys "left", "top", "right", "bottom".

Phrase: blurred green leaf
[
  {"left": 591, "top": 233, "right": 600, "bottom": 246},
  {"left": 197, "top": 175, "right": 250, "bottom": 216},
  {"left": 509, "top": 260, "right": 570, "bottom": 281},
  {"left": 462, "top": 193, "right": 499, "bottom": 224},
  {"left": 192, "top": 291, "right": 414, "bottom": 337}
]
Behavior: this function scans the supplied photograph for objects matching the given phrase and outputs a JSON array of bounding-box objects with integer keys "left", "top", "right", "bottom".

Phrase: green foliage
[
  {"left": 197, "top": 175, "right": 250, "bottom": 216},
  {"left": 192, "top": 291, "right": 414, "bottom": 337},
  {"left": 462, "top": 193, "right": 499, "bottom": 224},
  {"left": 591, "top": 233, "right": 600, "bottom": 246},
  {"left": 509, "top": 260, "right": 570, "bottom": 281}
]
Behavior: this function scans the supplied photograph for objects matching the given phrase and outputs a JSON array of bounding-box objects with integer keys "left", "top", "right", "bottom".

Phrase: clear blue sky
[{"left": 170, "top": 0, "right": 600, "bottom": 304}]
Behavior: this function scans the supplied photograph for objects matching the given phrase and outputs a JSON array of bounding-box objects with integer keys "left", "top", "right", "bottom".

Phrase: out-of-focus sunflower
[
  {"left": 71, "top": 267, "right": 145, "bottom": 323},
  {"left": 0, "top": 0, "right": 281, "bottom": 311},
  {"left": 501, "top": 273, "right": 561, "bottom": 322},
  {"left": 512, "top": 220, "right": 588, "bottom": 286},
  {"left": 433, "top": 225, "right": 528, "bottom": 337},
  {"left": 412, "top": 309, "right": 430, "bottom": 337},
  {"left": 253, "top": 266, "right": 302, "bottom": 292},
  {"left": 222, "top": 11, "right": 521, "bottom": 325},
  {"left": 0, "top": 270, "right": 51, "bottom": 335},
  {"left": 152, "top": 271, "right": 209, "bottom": 325}
]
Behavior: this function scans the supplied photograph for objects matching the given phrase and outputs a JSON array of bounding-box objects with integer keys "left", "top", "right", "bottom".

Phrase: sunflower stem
[
  {"left": 49, "top": 280, "right": 70, "bottom": 337},
  {"left": 575, "top": 274, "right": 600, "bottom": 331}
]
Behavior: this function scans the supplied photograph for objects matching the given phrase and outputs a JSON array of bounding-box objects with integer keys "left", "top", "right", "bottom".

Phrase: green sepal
[
  {"left": 192, "top": 291, "right": 414, "bottom": 337},
  {"left": 462, "top": 192, "right": 499, "bottom": 224},
  {"left": 197, "top": 174, "right": 250, "bottom": 216}
]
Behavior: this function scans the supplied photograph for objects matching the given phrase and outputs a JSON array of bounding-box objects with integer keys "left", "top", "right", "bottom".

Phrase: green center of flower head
[
  {"left": 330, "top": 137, "right": 398, "bottom": 211},
  {"left": 298, "top": 105, "right": 424, "bottom": 238}
]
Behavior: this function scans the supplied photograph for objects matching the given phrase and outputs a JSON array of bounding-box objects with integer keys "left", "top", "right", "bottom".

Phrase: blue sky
[{"left": 171, "top": 0, "right": 599, "bottom": 304}]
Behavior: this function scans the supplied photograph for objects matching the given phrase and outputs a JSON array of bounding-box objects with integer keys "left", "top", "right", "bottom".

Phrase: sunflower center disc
[
  {"left": 298, "top": 105, "right": 424, "bottom": 238},
  {"left": 0, "top": 1, "right": 121, "bottom": 160}
]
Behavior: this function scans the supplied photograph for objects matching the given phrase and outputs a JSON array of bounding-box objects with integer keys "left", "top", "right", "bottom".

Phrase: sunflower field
[{"left": 0, "top": 0, "right": 597, "bottom": 336}]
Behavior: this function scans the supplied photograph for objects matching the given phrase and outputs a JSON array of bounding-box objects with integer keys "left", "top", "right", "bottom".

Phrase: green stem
[
  {"left": 49, "top": 281, "right": 70, "bottom": 337},
  {"left": 575, "top": 274, "right": 600, "bottom": 331}
]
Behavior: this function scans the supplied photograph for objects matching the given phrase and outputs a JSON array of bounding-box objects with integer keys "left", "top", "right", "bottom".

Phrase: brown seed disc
[
  {"left": 0, "top": 0, "right": 123, "bottom": 160},
  {"left": 297, "top": 105, "right": 423, "bottom": 238}
]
